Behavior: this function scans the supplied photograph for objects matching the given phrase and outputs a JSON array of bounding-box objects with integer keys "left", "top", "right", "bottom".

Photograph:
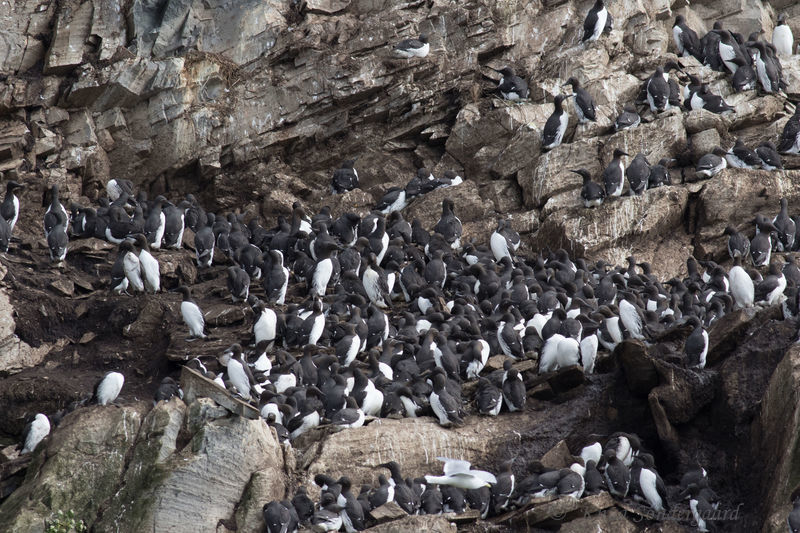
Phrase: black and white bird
[
  {"left": 626, "top": 153, "right": 650, "bottom": 195},
  {"left": 433, "top": 198, "right": 462, "bottom": 249},
  {"left": 331, "top": 159, "right": 359, "bottom": 194},
  {"left": 725, "top": 139, "right": 761, "bottom": 169},
  {"left": 755, "top": 263, "right": 787, "bottom": 306},
  {"left": 695, "top": 147, "right": 728, "bottom": 179},
  {"left": 684, "top": 316, "right": 708, "bottom": 369},
  {"left": 21, "top": 413, "right": 50, "bottom": 454},
  {"left": 756, "top": 141, "right": 783, "bottom": 170},
  {"left": 729, "top": 256, "right": 754, "bottom": 309},
  {"left": 582, "top": 0, "right": 609, "bottom": 42},
  {"left": 134, "top": 234, "right": 160, "bottom": 293},
  {"left": 614, "top": 104, "right": 640, "bottom": 131},
  {"left": 751, "top": 215, "right": 778, "bottom": 267},
  {"left": 43, "top": 184, "right": 69, "bottom": 238},
  {"left": 672, "top": 15, "right": 701, "bottom": 60},
  {"left": 429, "top": 372, "right": 463, "bottom": 427},
  {"left": 688, "top": 84, "right": 735, "bottom": 114},
  {"left": 154, "top": 377, "right": 183, "bottom": 403},
  {"left": 724, "top": 226, "right": 750, "bottom": 260},
  {"left": 226, "top": 266, "right": 250, "bottom": 303},
  {"left": 646, "top": 66, "right": 671, "bottom": 112},
  {"left": 178, "top": 286, "right": 206, "bottom": 339},
  {"left": 541, "top": 94, "right": 572, "bottom": 151},
  {"left": 648, "top": 159, "right": 672, "bottom": 189},
  {"left": 501, "top": 362, "right": 526, "bottom": 412},
  {"left": 93, "top": 371, "right": 125, "bottom": 406},
  {"left": 778, "top": 104, "right": 800, "bottom": 154},
  {"left": 263, "top": 500, "right": 298, "bottom": 533},
  {"left": 496, "top": 67, "right": 529, "bottom": 100},
  {"left": 47, "top": 223, "right": 68, "bottom": 263},
  {"left": 789, "top": 496, "right": 800, "bottom": 533},
  {"left": 573, "top": 169, "right": 605, "bottom": 208},
  {"left": 425, "top": 457, "right": 497, "bottom": 490},
  {"left": 563, "top": 77, "right": 596, "bottom": 123},
  {"left": 1, "top": 181, "right": 24, "bottom": 233},
  {"left": 773, "top": 13, "right": 794, "bottom": 57},
  {"left": 394, "top": 34, "right": 430, "bottom": 58},
  {"left": 773, "top": 197, "right": 796, "bottom": 252},
  {"left": 602, "top": 149, "right": 628, "bottom": 198}
]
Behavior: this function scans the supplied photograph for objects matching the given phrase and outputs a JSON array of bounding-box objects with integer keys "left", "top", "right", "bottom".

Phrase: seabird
[
  {"left": 429, "top": 372, "right": 463, "bottom": 427},
  {"left": 501, "top": 361, "right": 526, "bottom": 412},
  {"left": 425, "top": 457, "right": 497, "bottom": 490},
  {"left": 263, "top": 500, "right": 298, "bottom": 533},
  {"left": 573, "top": 168, "right": 605, "bottom": 207},
  {"left": 684, "top": 316, "right": 708, "bottom": 369},
  {"left": 475, "top": 377, "right": 502, "bottom": 416},
  {"left": 21, "top": 413, "right": 50, "bottom": 454},
  {"left": 496, "top": 66, "right": 529, "bottom": 100},
  {"left": 725, "top": 139, "right": 761, "bottom": 169},
  {"left": 789, "top": 497, "right": 800, "bottom": 532},
  {"left": 331, "top": 158, "right": 359, "bottom": 194},
  {"left": 194, "top": 214, "right": 215, "bottom": 267},
  {"left": 646, "top": 66, "right": 671, "bottom": 112},
  {"left": 751, "top": 215, "right": 778, "bottom": 267},
  {"left": 93, "top": 371, "right": 125, "bottom": 405},
  {"left": 1, "top": 181, "right": 24, "bottom": 233},
  {"left": 673, "top": 15, "right": 701, "bottom": 60},
  {"left": 626, "top": 153, "right": 650, "bottom": 195},
  {"left": 695, "top": 147, "right": 728, "bottom": 179},
  {"left": 755, "top": 263, "right": 787, "bottom": 306},
  {"left": 773, "top": 13, "right": 794, "bottom": 57},
  {"left": 774, "top": 197, "right": 796, "bottom": 251},
  {"left": 563, "top": 77, "right": 596, "bottom": 123},
  {"left": 614, "top": 104, "right": 640, "bottom": 131},
  {"left": 47, "top": 223, "right": 68, "bottom": 263},
  {"left": 602, "top": 149, "right": 628, "bottom": 198},
  {"left": 582, "top": 0, "right": 608, "bottom": 42},
  {"left": 724, "top": 226, "right": 750, "bottom": 260},
  {"left": 226, "top": 265, "right": 250, "bottom": 303},
  {"left": 394, "top": 34, "right": 430, "bottom": 58},
  {"left": 778, "top": 104, "right": 800, "bottom": 154},
  {"left": 144, "top": 197, "right": 166, "bottom": 249},
  {"left": 134, "top": 234, "right": 160, "bottom": 293},
  {"left": 541, "top": 94, "right": 572, "bottom": 151},
  {"left": 756, "top": 141, "right": 783, "bottom": 170},
  {"left": 178, "top": 286, "right": 206, "bottom": 339},
  {"left": 648, "top": 159, "right": 672, "bottom": 188},
  {"left": 433, "top": 198, "right": 462, "bottom": 249},
  {"left": 154, "top": 377, "right": 183, "bottom": 403}
]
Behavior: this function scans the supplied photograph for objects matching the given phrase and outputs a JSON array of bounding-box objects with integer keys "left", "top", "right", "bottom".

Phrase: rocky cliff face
[{"left": 2, "top": 0, "right": 800, "bottom": 531}]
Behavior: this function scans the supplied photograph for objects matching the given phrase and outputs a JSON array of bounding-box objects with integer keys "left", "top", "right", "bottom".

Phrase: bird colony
[{"left": 7, "top": 1, "right": 800, "bottom": 532}]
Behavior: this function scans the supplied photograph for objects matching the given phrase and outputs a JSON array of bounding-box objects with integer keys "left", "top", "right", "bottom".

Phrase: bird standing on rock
[
  {"left": 563, "top": 77, "right": 596, "bottom": 123},
  {"left": 582, "top": 0, "right": 608, "bottom": 42},
  {"left": 602, "top": 149, "right": 628, "bottom": 198},
  {"left": 574, "top": 169, "right": 605, "bottom": 208},
  {"left": 496, "top": 66, "right": 529, "bottom": 101},
  {"left": 541, "top": 95, "right": 572, "bottom": 151},
  {"left": 394, "top": 34, "right": 430, "bottom": 58},
  {"left": 178, "top": 286, "right": 206, "bottom": 340}
]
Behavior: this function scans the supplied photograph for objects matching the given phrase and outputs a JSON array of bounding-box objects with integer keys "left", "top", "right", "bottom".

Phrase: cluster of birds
[
  {"left": 261, "top": 433, "right": 721, "bottom": 533},
  {"left": 14, "top": 161, "right": 800, "bottom": 459},
  {"left": 484, "top": 5, "right": 799, "bottom": 208}
]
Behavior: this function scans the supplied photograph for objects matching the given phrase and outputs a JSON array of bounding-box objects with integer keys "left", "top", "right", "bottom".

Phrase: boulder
[
  {"left": 95, "top": 399, "right": 285, "bottom": 533},
  {"left": 0, "top": 403, "right": 148, "bottom": 531}
]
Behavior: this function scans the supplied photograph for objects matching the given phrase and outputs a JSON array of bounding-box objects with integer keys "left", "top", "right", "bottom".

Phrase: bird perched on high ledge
[
  {"left": 673, "top": 14, "right": 701, "bottom": 60},
  {"left": 331, "top": 158, "right": 359, "bottom": 194},
  {"left": 773, "top": 13, "right": 794, "bottom": 57},
  {"left": 563, "top": 77, "right": 596, "bottom": 123},
  {"left": 778, "top": 104, "right": 800, "bottom": 154},
  {"left": 496, "top": 66, "right": 529, "bottom": 101},
  {"left": 582, "top": 0, "right": 609, "bottom": 43},
  {"left": 614, "top": 104, "right": 640, "bottom": 132},
  {"left": 92, "top": 371, "right": 125, "bottom": 406},
  {"left": 541, "top": 94, "right": 572, "bottom": 151},
  {"left": 695, "top": 147, "right": 728, "bottom": 179},
  {"left": 573, "top": 169, "right": 604, "bottom": 208},
  {"left": 177, "top": 285, "right": 207, "bottom": 340},
  {"left": 394, "top": 34, "right": 429, "bottom": 58},
  {"left": 602, "top": 149, "right": 628, "bottom": 198}
]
